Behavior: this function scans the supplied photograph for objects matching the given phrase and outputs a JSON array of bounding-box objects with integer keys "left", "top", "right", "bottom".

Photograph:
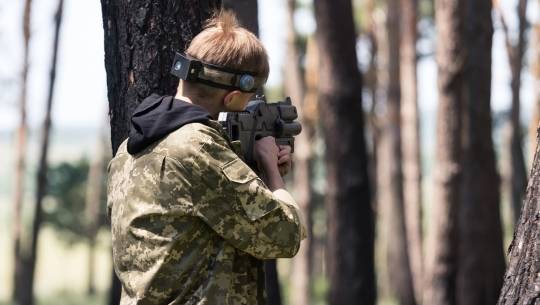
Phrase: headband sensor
[{"left": 170, "top": 52, "right": 265, "bottom": 93}]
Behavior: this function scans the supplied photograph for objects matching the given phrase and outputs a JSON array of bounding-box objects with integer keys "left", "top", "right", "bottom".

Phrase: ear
[
  {"left": 223, "top": 90, "right": 242, "bottom": 107},
  {"left": 223, "top": 90, "right": 243, "bottom": 107}
]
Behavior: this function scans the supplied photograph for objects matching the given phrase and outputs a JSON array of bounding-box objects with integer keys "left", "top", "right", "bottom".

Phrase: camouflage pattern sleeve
[{"left": 182, "top": 125, "right": 306, "bottom": 260}]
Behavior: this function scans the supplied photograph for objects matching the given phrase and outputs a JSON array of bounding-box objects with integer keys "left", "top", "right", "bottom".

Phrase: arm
[
  {"left": 185, "top": 129, "right": 306, "bottom": 260},
  {"left": 253, "top": 136, "right": 286, "bottom": 190}
]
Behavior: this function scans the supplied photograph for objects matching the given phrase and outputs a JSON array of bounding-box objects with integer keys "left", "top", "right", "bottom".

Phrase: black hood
[{"left": 127, "top": 94, "right": 211, "bottom": 154}]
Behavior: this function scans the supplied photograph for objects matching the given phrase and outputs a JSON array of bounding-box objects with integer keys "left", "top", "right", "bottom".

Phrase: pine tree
[{"left": 313, "top": 0, "right": 376, "bottom": 303}]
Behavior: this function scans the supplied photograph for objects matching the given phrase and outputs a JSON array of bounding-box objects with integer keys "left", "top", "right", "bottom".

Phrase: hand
[
  {"left": 277, "top": 146, "right": 292, "bottom": 177},
  {"left": 253, "top": 137, "right": 284, "bottom": 190},
  {"left": 254, "top": 136, "right": 280, "bottom": 173}
]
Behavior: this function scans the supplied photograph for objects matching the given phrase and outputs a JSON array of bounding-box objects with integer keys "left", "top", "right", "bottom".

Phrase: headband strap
[{"left": 170, "top": 52, "right": 266, "bottom": 93}]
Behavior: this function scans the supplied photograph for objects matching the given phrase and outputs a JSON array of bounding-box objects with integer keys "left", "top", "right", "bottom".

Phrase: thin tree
[
  {"left": 400, "top": 0, "right": 423, "bottom": 302},
  {"left": 496, "top": 129, "right": 540, "bottom": 305},
  {"left": 530, "top": 9, "right": 540, "bottom": 166},
  {"left": 284, "top": 1, "right": 315, "bottom": 305},
  {"left": 496, "top": 0, "right": 529, "bottom": 226},
  {"left": 424, "top": 0, "right": 465, "bottom": 303},
  {"left": 85, "top": 125, "right": 108, "bottom": 295},
  {"left": 12, "top": 0, "right": 32, "bottom": 302},
  {"left": 16, "top": 1, "right": 64, "bottom": 305},
  {"left": 377, "top": 0, "right": 416, "bottom": 303},
  {"left": 99, "top": 1, "right": 221, "bottom": 304},
  {"left": 365, "top": 0, "right": 379, "bottom": 189},
  {"left": 313, "top": 0, "right": 375, "bottom": 304},
  {"left": 371, "top": 4, "right": 392, "bottom": 298}
]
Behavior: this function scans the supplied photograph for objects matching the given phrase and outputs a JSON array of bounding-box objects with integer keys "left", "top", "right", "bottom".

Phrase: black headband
[{"left": 170, "top": 53, "right": 266, "bottom": 93}]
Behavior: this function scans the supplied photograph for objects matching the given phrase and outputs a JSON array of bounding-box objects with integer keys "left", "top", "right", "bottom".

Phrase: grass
[{"left": 0, "top": 227, "right": 111, "bottom": 304}]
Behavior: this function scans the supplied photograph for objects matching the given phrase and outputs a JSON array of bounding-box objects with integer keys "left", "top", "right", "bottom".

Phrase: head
[{"left": 176, "top": 11, "right": 269, "bottom": 117}]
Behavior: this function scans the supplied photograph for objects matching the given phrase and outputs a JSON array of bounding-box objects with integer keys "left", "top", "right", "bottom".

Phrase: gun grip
[{"left": 275, "top": 138, "right": 295, "bottom": 153}]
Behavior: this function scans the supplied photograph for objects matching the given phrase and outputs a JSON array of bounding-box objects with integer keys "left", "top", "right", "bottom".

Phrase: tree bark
[
  {"left": 100, "top": 0, "right": 220, "bottom": 154},
  {"left": 377, "top": 0, "right": 416, "bottom": 304},
  {"left": 313, "top": 0, "right": 376, "bottom": 304},
  {"left": 458, "top": 0, "right": 506, "bottom": 303},
  {"left": 12, "top": 0, "right": 32, "bottom": 302},
  {"left": 399, "top": 0, "right": 423, "bottom": 303},
  {"left": 496, "top": 128, "right": 540, "bottom": 305},
  {"left": 100, "top": 1, "right": 221, "bottom": 304},
  {"left": 424, "top": 0, "right": 465, "bottom": 303},
  {"left": 16, "top": 2, "right": 64, "bottom": 305}
]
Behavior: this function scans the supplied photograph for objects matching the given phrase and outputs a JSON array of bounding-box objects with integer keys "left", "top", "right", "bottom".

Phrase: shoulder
[{"left": 153, "top": 122, "right": 232, "bottom": 163}]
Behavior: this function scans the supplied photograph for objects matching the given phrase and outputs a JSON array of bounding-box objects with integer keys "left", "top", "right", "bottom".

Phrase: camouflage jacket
[{"left": 107, "top": 120, "right": 306, "bottom": 305}]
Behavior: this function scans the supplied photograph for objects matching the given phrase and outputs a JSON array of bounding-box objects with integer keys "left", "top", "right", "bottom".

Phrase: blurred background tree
[{"left": 313, "top": 0, "right": 376, "bottom": 305}]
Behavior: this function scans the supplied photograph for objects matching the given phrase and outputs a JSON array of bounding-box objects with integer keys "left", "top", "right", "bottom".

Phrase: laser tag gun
[
  {"left": 169, "top": 52, "right": 302, "bottom": 166},
  {"left": 218, "top": 97, "right": 302, "bottom": 167}
]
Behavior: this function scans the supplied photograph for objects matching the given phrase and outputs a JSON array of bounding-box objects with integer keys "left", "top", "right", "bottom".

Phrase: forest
[{"left": 0, "top": 0, "right": 539, "bottom": 304}]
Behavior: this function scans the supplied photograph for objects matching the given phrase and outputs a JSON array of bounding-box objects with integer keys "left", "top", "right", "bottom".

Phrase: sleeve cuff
[
  {"left": 272, "top": 189, "right": 298, "bottom": 208},
  {"left": 272, "top": 189, "right": 307, "bottom": 240}
]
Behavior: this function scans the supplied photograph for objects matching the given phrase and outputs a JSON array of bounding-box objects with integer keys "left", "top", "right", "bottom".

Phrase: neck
[{"left": 174, "top": 92, "right": 221, "bottom": 119}]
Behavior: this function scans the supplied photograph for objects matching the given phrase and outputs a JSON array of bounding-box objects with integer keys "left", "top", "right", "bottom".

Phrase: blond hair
[{"left": 183, "top": 11, "right": 269, "bottom": 99}]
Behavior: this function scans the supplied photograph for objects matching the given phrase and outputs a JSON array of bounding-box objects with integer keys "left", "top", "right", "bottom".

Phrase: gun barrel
[
  {"left": 278, "top": 104, "right": 298, "bottom": 121},
  {"left": 278, "top": 121, "right": 302, "bottom": 137}
]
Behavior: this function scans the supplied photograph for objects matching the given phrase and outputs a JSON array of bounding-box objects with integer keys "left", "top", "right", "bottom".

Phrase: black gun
[{"left": 218, "top": 97, "right": 302, "bottom": 167}]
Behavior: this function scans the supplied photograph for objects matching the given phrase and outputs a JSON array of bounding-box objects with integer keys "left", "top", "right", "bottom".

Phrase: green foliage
[{"left": 43, "top": 159, "right": 108, "bottom": 245}]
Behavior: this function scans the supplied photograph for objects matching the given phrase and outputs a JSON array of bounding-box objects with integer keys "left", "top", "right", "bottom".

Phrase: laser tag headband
[{"left": 170, "top": 52, "right": 266, "bottom": 93}]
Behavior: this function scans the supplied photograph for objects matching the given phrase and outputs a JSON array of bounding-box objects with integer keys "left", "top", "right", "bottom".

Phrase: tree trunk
[
  {"left": 457, "top": 0, "right": 506, "bottom": 303},
  {"left": 222, "top": 0, "right": 258, "bottom": 35},
  {"left": 284, "top": 1, "right": 315, "bottom": 305},
  {"left": 100, "top": 0, "right": 220, "bottom": 154},
  {"left": 399, "top": 0, "right": 423, "bottom": 303},
  {"left": 372, "top": 5, "right": 391, "bottom": 300},
  {"left": 85, "top": 129, "right": 107, "bottom": 295},
  {"left": 313, "top": 0, "right": 376, "bottom": 304},
  {"left": 377, "top": 0, "right": 416, "bottom": 304},
  {"left": 497, "top": 128, "right": 540, "bottom": 304},
  {"left": 424, "top": 0, "right": 465, "bottom": 303},
  {"left": 108, "top": 268, "right": 122, "bottom": 305},
  {"left": 497, "top": 0, "right": 529, "bottom": 227},
  {"left": 530, "top": 9, "right": 540, "bottom": 168},
  {"left": 17, "top": 2, "right": 64, "bottom": 305},
  {"left": 365, "top": 0, "right": 379, "bottom": 205},
  {"left": 12, "top": 0, "right": 32, "bottom": 302},
  {"left": 100, "top": 1, "right": 221, "bottom": 304}
]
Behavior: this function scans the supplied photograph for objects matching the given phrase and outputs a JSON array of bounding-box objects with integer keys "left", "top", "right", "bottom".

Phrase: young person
[{"left": 107, "top": 11, "right": 306, "bottom": 305}]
